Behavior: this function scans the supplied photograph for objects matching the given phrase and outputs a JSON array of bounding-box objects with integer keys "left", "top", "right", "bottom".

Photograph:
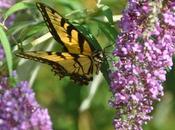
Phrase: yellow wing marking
[
  {"left": 37, "top": 3, "right": 92, "bottom": 55},
  {"left": 16, "top": 51, "right": 95, "bottom": 76}
]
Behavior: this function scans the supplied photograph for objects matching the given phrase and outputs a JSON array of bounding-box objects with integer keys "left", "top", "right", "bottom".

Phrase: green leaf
[
  {"left": 18, "top": 22, "right": 46, "bottom": 41},
  {"left": 73, "top": 23, "right": 110, "bottom": 85},
  {"left": 98, "top": 5, "right": 113, "bottom": 24},
  {"left": 0, "top": 26, "right": 13, "bottom": 76},
  {"left": 7, "top": 21, "right": 36, "bottom": 35},
  {"left": 74, "top": 23, "right": 101, "bottom": 50},
  {"left": 98, "top": 21, "right": 118, "bottom": 42},
  {"left": 3, "top": 2, "right": 34, "bottom": 22}
]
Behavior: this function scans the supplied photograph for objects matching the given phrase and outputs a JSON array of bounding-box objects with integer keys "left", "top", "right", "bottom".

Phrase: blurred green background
[{"left": 2, "top": 0, "right": 175, "bottom": 130}]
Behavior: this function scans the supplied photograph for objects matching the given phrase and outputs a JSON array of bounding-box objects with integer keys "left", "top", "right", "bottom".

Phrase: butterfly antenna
[
  {"left": 104, "top": 43, "right": 114, "bottom": 52},
  {"left": 102, "top": 44, "right": 115, "bottom": 62},
  {"left": 104, "top": 51, "right": 112, "bottom": 54},
  {"left": 104, "top": 43, "right": 114, "bottom": 50},
  {"left": 103, "top": 43, "right": 115, "bottom": 57}
]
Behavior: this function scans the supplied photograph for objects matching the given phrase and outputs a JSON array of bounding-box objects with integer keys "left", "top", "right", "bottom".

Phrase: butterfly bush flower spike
[
  {"left": 110, "top": 0, "right": 175, "bottom": 130},
  {"left": 0, "top": 78, "right": 53, "bottom": 130}
]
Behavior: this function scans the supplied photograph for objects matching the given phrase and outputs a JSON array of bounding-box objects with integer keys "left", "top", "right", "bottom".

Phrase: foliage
[{"left": 0, "top": 0, "right": 175, "bottom": 130}]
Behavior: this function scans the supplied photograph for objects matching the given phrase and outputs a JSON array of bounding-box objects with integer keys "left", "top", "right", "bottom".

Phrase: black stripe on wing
[
  {"left": 36, "top": 3, "right": 68, "bottom": 51},
  {"left": 36, "top": 2, "right": 95, "bottom": 54},
  {"left": 16, "top": 51, "right": 93, "bottom": 84}
]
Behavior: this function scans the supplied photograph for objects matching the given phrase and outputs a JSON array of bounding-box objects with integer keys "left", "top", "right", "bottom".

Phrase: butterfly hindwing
[
  {"left": 16, "top": 51, "right": 99, "bottom": 84},
  {"left": 36, "top": 2, "right": 94, "bottom": 55}
]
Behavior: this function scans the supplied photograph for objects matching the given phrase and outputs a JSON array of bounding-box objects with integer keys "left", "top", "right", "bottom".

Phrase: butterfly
[{"left": 16, "top": 2, "right": 109, "bottom": 85}]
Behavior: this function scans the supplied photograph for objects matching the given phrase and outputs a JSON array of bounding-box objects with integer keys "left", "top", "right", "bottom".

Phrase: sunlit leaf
[{"left": 98, "top": 5, "right": 113, "bottom": 24}]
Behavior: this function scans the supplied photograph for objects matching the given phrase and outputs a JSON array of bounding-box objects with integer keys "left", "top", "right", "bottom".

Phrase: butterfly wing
[
  {"left": 16, "top": 2, "right": 105, "bottom": 84},
  {"left": 16, "top": 51, "right": 99, "bottom": 84},
  {"left": 36, "top": 2, "right": 94, "bottom": 55}
]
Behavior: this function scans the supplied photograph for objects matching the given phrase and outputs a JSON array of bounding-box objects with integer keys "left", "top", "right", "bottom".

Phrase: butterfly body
[{"left": 16, "top": 2, "right": 107, "bottom": 85}]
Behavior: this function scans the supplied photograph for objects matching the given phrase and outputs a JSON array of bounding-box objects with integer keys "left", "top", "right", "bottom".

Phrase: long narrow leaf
[{"left": 0, "top": 26, "right": 13, "bottom": 76}]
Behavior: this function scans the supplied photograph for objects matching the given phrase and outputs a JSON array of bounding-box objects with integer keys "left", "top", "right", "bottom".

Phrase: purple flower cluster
[
  {"left": 0, "top": 45, "right": 4, "bottom": 61},
  {"left": 110, "top": 0, "right": 175, "bottom": 130},
  {"left": 0, "top": 78, "right": 53, "bottom": 130},
  {"left": 0, "top": 0, "right": 16, "bottom": 8},
  {"left": 0, "top": 0, "right": 16, "bottom": 27}
]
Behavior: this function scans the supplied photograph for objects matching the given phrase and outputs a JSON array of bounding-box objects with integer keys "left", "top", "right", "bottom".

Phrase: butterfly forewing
[{"left": 36, "top": 2, "right": 94, "bottom": 55}]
